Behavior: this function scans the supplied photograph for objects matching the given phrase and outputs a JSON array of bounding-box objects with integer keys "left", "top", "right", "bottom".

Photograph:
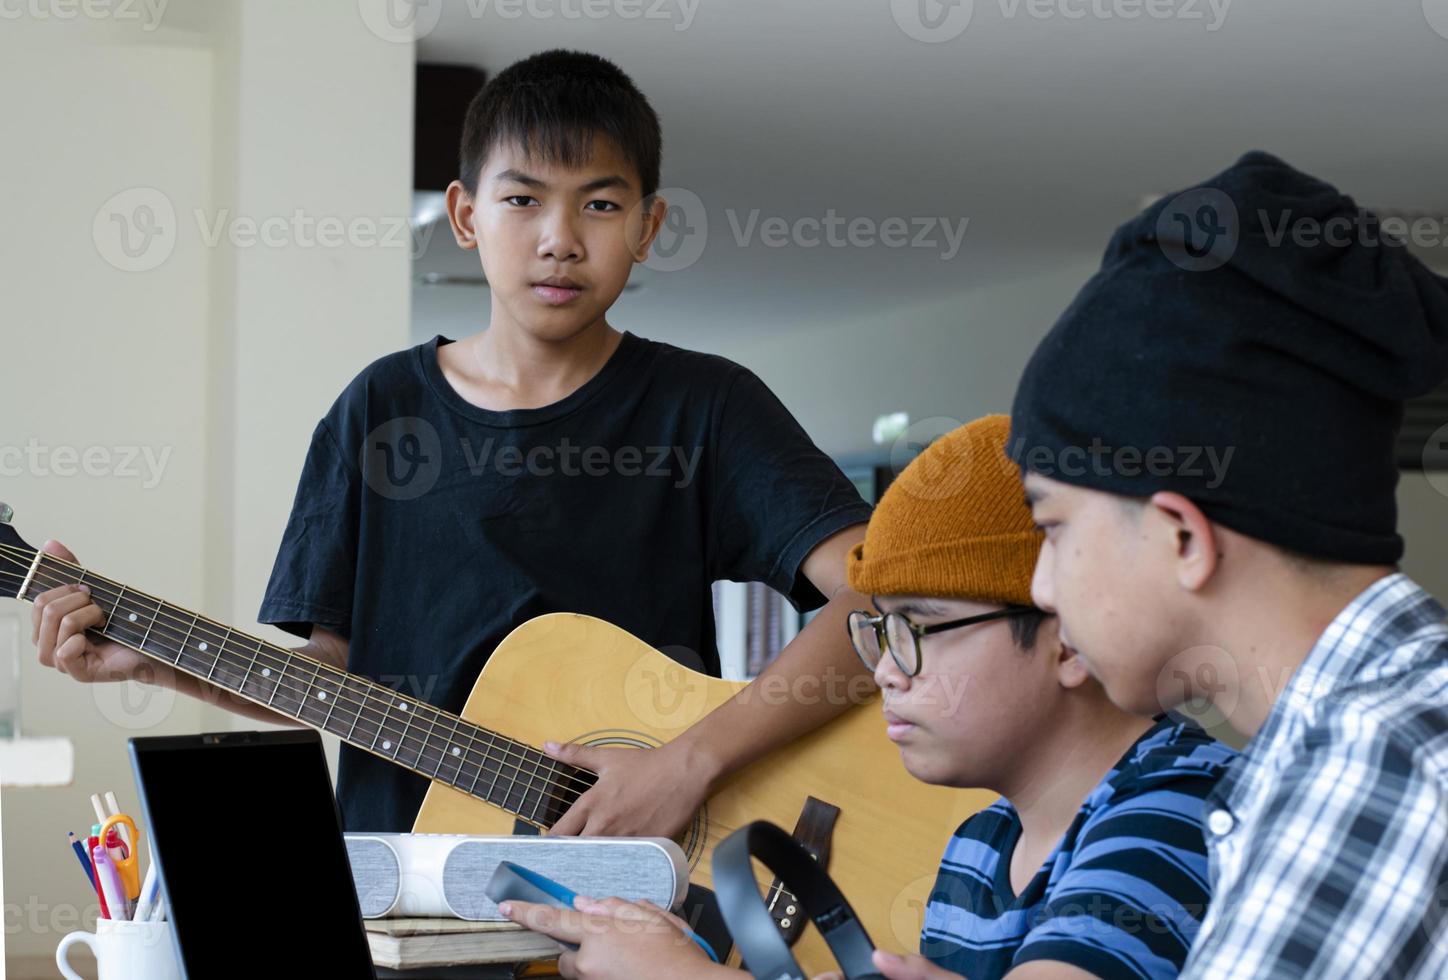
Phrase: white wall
[{"left": 0, "top": 2, "right": 412, "bottom": 970}]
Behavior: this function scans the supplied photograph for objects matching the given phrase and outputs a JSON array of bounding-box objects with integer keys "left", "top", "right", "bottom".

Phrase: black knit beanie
[{"left": 1008, "top": 150, "right": 1448, "bottom": 564}]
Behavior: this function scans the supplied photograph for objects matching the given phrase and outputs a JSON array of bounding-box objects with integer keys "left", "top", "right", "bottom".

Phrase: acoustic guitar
[{"left": 0, "top": 504, "right": 993, "bottom": 972}]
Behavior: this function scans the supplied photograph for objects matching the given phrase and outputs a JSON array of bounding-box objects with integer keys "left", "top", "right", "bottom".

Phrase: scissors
[{"left": 98, "top": 812, "right": 142, "bottom": 901}]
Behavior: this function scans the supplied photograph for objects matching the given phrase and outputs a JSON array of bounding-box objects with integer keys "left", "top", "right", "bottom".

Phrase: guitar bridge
[{"left": 765, "top": 795, "right": 840, "bottom": 946}]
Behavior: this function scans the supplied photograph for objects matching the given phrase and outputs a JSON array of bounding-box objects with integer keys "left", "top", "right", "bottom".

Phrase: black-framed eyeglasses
[{"left": 846, "top": 605, "right": 1037, "bottom": 677}]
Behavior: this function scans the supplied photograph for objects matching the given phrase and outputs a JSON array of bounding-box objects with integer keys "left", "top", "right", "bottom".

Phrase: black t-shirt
[{"left": 257, "top": 331, "right": 872, "bottom": 833}]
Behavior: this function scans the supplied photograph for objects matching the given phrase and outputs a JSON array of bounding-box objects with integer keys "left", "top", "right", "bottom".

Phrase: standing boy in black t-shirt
[{"left": 30, "top": 49, "right": 874, "bottom": 837}]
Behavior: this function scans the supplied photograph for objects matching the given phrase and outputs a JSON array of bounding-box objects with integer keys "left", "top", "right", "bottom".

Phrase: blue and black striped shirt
[{"left": 921, "top": 717, "right": 1236, "bottom": 979}]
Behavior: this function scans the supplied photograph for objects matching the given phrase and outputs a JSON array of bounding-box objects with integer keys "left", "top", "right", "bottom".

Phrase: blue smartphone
[{"left": 486, "top": 861, "right": 720, "bottom": 962}]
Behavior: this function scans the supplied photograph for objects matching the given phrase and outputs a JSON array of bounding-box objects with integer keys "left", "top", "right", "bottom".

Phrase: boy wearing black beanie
[{"left": 1011, "top": 150, "right": 1448, "bottom": 978}]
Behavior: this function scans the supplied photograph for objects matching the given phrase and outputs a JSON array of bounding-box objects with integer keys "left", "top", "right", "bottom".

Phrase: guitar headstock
[{"left": 0, "top": 503, "right": 39, "bottom": 601}]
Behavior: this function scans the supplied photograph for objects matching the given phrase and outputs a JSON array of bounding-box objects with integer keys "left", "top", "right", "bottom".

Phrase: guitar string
[
  {"left": 1, "top": 547, "right": 595, "bottom": 817},
  {"left": 2, "top": 543, "right": 801, "bottom": 906},
  {"left": 0, "top": 545, "right": 596, "bottom": 816}
]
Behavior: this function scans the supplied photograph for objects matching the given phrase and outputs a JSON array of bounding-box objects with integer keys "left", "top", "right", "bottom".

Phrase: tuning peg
[{"left": 0, "top": 503, "right": 12, "bottom": 524}]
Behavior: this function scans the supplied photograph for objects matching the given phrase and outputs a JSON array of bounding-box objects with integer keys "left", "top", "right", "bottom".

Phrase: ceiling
[{"left": 412, "top": 0, "right": 1448, "bottom": 343}]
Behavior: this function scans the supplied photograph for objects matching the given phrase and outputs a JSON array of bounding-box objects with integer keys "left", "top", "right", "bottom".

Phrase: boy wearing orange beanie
[
  {"left": 504, "top": 416, "right": 1234, "bottom": 980},
  {"left": 839, "top": 415, "right": 1234, "bottom": 980}
]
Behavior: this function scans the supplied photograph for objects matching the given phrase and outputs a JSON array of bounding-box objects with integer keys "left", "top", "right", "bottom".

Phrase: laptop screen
[{"left": 128, "top": 729, "right": 376, "bottom": 979}]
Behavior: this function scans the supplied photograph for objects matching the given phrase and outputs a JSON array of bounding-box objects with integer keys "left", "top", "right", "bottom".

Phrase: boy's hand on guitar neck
[{"left": 30, "top": 540, "right": 149, "bottom": 684}]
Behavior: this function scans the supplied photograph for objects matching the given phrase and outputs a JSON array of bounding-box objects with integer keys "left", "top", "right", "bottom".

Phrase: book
[{"left": 365, "top": 916, "right": 562, "bottom": 970}]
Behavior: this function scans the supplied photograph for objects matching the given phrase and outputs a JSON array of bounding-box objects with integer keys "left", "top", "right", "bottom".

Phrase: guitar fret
[
  {"left": 466, "top": 733, "right": 487, "bottom": 797},
  {"left": 176, "top": 615, "right": 196, "bottom": 668},
  {"left": 10, "top": 551, "right": 595, "bottom": 820},
  {"left": 394, "top": 697, "right": 415, "bottom": 767},
  {"left": 318, "top": 670, "right": 339, "bottom": 731},
  {"left": 235, "top": 636, "right": 257, "bottom": 697},
  {"left": 137, "top": 599, "right": 158, "bottom": 652},
  {"left": 484, "top": 734, "right": 504, "bottom": 803},
  {"left": 421, "top": 706, "right": 446, "bottom": 779},
  {"left": 205, "top": 628, "right": 231, "bottom": 682},
  {"left": 441, "top": 716, "right": 473, "bottom": 789},
  {"left": 294, "top": 659, "right": 320, "bottom": 726},
  {"left": 265, "top": 652, "right": 285, "bottom": 708}
]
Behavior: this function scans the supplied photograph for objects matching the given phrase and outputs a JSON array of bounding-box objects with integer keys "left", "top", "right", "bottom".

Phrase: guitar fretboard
[{"left": 20, "top": 551, "right": 594, "bottom": 827}]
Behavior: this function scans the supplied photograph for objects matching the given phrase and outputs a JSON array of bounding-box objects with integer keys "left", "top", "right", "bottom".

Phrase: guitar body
[
  {"left": 0, "top": 510, "right": 994, "bottom": 976},
  {"left": 414, "top": 613, "right": 995, "bottom": 970}
]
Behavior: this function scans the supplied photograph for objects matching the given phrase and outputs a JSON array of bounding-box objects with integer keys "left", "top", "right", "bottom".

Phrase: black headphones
[{"left": 711, "top": 821, "right": 884, "bottom": 980}]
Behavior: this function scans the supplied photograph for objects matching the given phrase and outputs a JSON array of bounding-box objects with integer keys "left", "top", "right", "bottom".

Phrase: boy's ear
[
  {"left": 445, "top": 180, "right": 479, "bottom": 251},
  {"left": 1056, "top": 638, "right": 1092, "bottom": 690},
  {"left": 1147, "top": 491, "right": 1220, "bottom": 593},
  {"left": 627, "top": 193, "right": 669, "bottom": 263}
]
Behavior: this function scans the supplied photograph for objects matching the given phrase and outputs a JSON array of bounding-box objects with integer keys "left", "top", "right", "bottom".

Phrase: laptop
[{"left": 128, "top": 728, "right": 377, "bottom": 979}]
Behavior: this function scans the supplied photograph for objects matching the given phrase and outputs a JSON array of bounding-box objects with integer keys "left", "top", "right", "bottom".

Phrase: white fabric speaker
[{"left": 344, "top": 833, "right": 690, "bottom": 920}]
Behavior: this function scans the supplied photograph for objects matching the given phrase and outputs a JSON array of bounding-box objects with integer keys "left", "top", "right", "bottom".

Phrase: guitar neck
[{"left": 16, "top": 550, "right": 591, "bottom": 828}]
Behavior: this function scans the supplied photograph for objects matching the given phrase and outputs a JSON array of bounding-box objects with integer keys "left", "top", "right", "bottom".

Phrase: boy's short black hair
[
  {"left": 458, "top": 49, "right": 662, "bottom": 199},
  {"left": 1009, "top": 609, "right": 1047, "bottom": 652}
]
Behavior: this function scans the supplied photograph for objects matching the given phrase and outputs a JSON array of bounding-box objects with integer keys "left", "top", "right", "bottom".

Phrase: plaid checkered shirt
[{"left": 1182, "top": 572, "right": 1448, "bottom": 978}]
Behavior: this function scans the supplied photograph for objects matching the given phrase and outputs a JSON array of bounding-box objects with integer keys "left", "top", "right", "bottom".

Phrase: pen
[
  {"left": 93, "top": 845, "right": 131, "bottom": 921},
  {"left": 103, "top": 792, "right": 131, "bottom": 850},
  {"left": 133, "top": 862, "right": 160, "bottom": 922},
  {"left": 87, "top": 827, "right": 110, "bottom": 920},
  {"left": 68, "top": 832, "right": 96, "bottom": 890}
]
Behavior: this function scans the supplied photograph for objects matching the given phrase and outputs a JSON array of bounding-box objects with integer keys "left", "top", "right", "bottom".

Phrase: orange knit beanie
[{"left": 846, "top": 415, "right": 1042, "bottom": 607}]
